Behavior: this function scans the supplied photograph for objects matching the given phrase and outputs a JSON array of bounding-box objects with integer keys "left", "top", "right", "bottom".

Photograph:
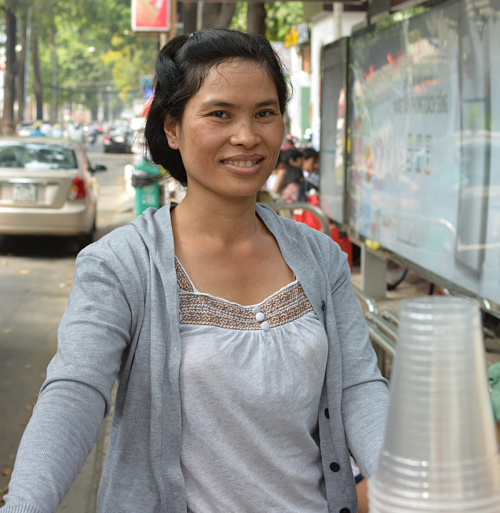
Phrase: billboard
[
  {"left": 349, "top": 0, "right": 500, "bottom": 305},
  {"left": 132, "top": 0, "right": 170, "bottom": 31},
  {"left": 319, "top": 38, "right": 349, "bottom": 227}
]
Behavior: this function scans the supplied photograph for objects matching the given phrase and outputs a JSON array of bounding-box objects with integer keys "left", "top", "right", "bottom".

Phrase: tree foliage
[{"left": 230, "top": 1, "right": 304, "bottom": 41}]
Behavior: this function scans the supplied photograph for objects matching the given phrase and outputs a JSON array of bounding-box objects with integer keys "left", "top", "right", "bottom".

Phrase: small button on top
[
  {"left": 339, "top": 509, "right": 350, "bottom": 513},
  {"left": 261, "top": 321, "right": 270, "bottom": 331},
  {"left": 324, "top": 408, "right": 330, "bottom": 419},
  {"left": 252, "top": 306, "right": 261, "bottom": 315},
  {"left": 255, "top": 312, "right": 265, "bottom": 322},
  {"left": 330, "top": 462, "right": 340, "bottom": 472}
]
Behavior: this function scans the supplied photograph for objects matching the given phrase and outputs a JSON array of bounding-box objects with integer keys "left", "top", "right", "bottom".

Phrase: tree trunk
[
  {"left": 202, "top": 3, "right": 236, "bottom": 29},
  {"left": 32, "top": 30, "right": 43, "bottom": 120},
  {"left": 247, "top": 3, "right": 266, "bottom": 36},
  {"left": 17, "top": 14, "right": 27, "bottom": 124},
  {"left": 182, "top": 2, "right": 197, "bottom": 35},
  {"left": 214, "top": 3, "right": 235, "bottom": 28},
  {"left": 202, "top": 3, "right": 220, "bottom": 29},
  {"left": 2, "top": 7, "right": 17, "bottom": 135}
]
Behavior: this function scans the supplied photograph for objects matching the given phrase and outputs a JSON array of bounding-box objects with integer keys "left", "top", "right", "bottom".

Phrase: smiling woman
[{"left": 2, "top": 29, "right": 388, "bottom": 513}]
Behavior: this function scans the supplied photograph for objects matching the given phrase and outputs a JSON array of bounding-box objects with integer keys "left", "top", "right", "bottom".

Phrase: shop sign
[
  {"left": 284, "top": 22, "right": 309, "bottom": 48},
  {"left": 132, "top": 0, "right": 170, "bottom": 31}
]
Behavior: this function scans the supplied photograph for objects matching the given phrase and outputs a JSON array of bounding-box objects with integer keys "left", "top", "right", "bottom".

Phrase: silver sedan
[{"left": 0, "top": 137, "right": 106, "bottom": 248}]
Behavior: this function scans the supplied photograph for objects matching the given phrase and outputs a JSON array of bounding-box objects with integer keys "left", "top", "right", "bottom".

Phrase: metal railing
[{"left": 264, "top": 202, "right": 331, "bottom": 236}]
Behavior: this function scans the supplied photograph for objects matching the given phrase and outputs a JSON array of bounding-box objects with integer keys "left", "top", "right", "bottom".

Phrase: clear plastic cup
[{"left": 369, "top": 297, "right": 500, "bottom": 512}]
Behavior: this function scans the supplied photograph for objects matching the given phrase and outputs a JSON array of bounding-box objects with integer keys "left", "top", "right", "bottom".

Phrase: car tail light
[
  {"left": 104, "top": 136, "right": 110, "bottom": 143},
  {"left": 68, "top": 177, "right": 87, "bottom": 200}
]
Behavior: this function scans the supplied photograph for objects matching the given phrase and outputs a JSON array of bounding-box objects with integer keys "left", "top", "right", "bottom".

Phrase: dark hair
[
  {"left": 302, "top": 148, "right": 318, "bottom": 161},
  {"left": 277, "top": 166, "right": 303, "bottom": 194},
  {"left": 145, "top": 29, "right": 290, "bottom": 186},
  {"left": 282, "top": 148, "right": 303, "bottom": 167}
]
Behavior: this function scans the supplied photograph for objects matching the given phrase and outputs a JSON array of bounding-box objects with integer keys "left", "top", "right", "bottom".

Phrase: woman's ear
[{"left": 164, "top": 116, "right": 179, "bottom": 149}]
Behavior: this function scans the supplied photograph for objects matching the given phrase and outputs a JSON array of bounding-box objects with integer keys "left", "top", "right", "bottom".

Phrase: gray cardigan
[{"left": 2, "top": 203, "right": 389, "bottom": 513}]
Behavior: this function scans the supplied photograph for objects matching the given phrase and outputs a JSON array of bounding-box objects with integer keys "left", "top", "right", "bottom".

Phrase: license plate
[
  {"left": 12, "top": 183, "right": 37, "bottom": 203},
  {"left": 114, "top": 136, "right": 125, "bottom": 143}
]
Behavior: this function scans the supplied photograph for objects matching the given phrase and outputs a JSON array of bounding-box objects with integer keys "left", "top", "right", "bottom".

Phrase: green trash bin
[{"left": 132, "top": 158, "right": 162, "bottom": 216}]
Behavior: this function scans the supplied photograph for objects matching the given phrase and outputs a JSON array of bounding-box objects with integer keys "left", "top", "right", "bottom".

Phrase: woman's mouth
[
  {"left": 223, "top": 159, "right": 262, "bottom": 168},
  {"left": 221, "top": 157, "right": 265, "bottom": 175}
]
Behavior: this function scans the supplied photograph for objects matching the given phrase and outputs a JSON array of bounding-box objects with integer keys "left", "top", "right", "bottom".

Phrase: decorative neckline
[
  {"left": 175, "top": 256, "right": 298, "bottom": 309},
  {"left": 175, "top": 256, "right": 312, "bottom": 331}
]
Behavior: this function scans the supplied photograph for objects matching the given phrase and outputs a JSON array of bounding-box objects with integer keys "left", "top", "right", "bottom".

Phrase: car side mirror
[{"left": 94, "top": 164, "right": 107, "bottom": 172}]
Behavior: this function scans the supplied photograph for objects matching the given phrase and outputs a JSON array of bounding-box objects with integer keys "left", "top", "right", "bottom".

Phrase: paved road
[{"left": 0, "top": 142, "right": 134, "bottom": 510}]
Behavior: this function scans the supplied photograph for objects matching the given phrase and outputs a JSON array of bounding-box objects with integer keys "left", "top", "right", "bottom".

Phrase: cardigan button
[
  {"left": 322, "top": 301, "right": 326, "bottom": 311},
  {"left": 339, "top": 509, "right": 350, "bottom": 513},
  {"left": 252, "top": 306, "right": 261, "bottom": 315},
  {"left": 261, "top": 321, "right": 270, "bottom": 331},
  {"left": 330, "top": 462, "right": 340, "bottom": 472},
  {"left": 324, "top": 408, "right": 330, "bottom": 419},
  {"left": 255, "top": 312, "right": 265, "bottom": 322}
]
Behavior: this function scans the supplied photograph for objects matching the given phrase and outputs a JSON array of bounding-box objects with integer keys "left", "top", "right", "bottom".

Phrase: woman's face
[{"left": 164, "top": 59, "right": 285, "bottom": 200}]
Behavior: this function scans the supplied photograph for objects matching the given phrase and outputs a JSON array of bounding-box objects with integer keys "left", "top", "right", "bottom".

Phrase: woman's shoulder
[
  {"left": 78, "top": 206, "right": 172, "bottom": 272},
  {"left": 257, "top": 203, "right": 339, "bottom": 255}
]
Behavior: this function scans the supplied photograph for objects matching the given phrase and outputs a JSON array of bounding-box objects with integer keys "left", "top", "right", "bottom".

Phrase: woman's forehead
[{"left": 198, "top": 60, "right": 277, "bottom": 96}]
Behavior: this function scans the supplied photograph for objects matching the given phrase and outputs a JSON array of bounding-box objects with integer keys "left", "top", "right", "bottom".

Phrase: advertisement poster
[
  {"left": 132, "top": 0, "right": 170, "bottom": 31},
  {"left": 349, "top": 0, "right": 500, "bottom": 304}
]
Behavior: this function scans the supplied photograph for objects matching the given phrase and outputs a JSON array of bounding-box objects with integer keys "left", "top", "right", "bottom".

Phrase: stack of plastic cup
[{"left": 369, "top": 297, "right": 500, "bottom": 512}]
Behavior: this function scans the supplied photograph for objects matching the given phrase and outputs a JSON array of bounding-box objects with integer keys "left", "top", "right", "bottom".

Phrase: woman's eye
[
  {"left": 257, "top": 110, "right": 274, "bottom": 118},
  {"left": 212, "top": 111, "right": 228, "bottom": 119}
]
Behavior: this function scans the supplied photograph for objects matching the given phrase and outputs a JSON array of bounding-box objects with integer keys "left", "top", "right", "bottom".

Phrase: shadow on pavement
[{"left": 0, "top": 234, "right": 82, "bottom": 258}]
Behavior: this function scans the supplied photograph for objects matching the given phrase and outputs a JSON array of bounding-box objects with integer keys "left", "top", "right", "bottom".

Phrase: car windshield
[
  {"left": 0, "top": 143, "right": 77, "bottom": 170},
  {"left": 109, "top": 126, "right": 130, "bottom": 135}
]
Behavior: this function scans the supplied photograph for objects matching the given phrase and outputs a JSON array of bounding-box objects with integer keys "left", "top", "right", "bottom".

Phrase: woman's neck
[{"left": 171, "top": 189, "right": 260, "bottom": 245}]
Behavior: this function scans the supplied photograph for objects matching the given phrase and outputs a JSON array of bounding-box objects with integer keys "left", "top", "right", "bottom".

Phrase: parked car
[
  {"left": 103, "top": 125, "right": 133, "bottom": 153},
  {"left": 15, "top": 121, "right": 36, "bottom": 137},
  {"left": 0, "top": 137, "right": 107, "bottom": 248}
]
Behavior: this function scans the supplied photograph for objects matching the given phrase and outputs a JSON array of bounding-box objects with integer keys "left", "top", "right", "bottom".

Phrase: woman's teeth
[{"left": 225, "top": 160, "right": 259, "bottom": 168}]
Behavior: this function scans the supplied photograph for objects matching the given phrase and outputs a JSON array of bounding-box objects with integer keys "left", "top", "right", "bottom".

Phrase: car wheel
[{"left": 76, "top": 218, "right": 96, "bottom": 252}]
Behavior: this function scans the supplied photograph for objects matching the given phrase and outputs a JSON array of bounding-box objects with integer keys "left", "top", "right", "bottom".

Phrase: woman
[{"left": 3, "top": 30, "right": 388, "bottom": 513}]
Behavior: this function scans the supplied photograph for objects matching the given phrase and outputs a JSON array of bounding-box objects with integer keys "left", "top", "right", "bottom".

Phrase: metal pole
[
  {"left": 170, "top": 0, "right": 177, "bottom": 39},
  {"left": 333, "top": 2, "right": 343, "bottom": 41},
  {"left": 159, "top": 32, "right": 168, "bottom": 48},
  {"left": 196, "top": 1, "right": 203, "bottom": 31},
  {"left": 23, "top": 6, "right": 33, "bottom": 120}
]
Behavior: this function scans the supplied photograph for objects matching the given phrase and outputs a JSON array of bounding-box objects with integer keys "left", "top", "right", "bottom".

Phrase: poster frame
[{"left": 318, "top": 37, "right": 350, "bottom": 231}]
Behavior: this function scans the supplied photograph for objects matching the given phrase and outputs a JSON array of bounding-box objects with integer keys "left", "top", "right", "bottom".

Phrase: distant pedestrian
[
  {"left": 272, "top": 148, "right": 304, "bottom": 193},
  {"left": 29, "top": 121, "right": 45, "bottom": 137}
]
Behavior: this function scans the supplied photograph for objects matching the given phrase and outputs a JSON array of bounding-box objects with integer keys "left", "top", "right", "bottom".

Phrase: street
[{"left": 0, "top": 140, "right": 134, "bottom": 511}]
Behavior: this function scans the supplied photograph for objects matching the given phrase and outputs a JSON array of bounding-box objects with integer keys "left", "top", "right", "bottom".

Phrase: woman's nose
[{"left": 229, "top": 121, "right": 261, "bottom": 147}]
